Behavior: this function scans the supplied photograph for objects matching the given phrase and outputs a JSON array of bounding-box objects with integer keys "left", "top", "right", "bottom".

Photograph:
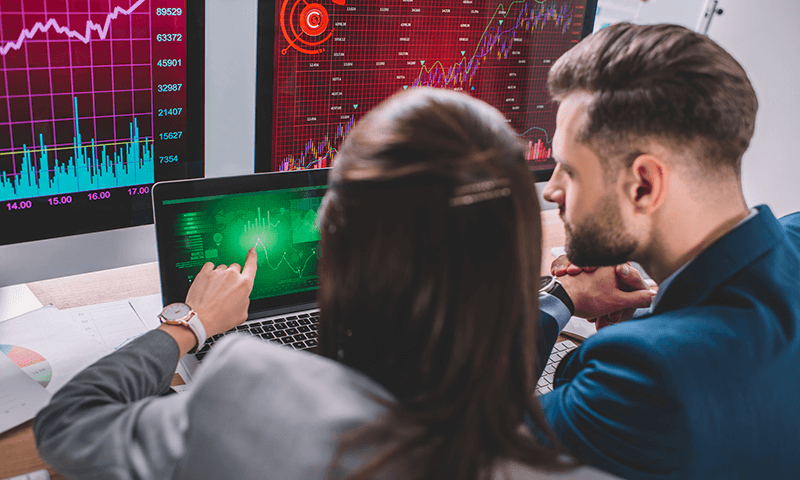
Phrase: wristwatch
[
  {"left": 539, "top": 275, "right": 575, "bottom": 316},
  {"left": 158, "top": 303, "right": 207, "bottom": 353}
]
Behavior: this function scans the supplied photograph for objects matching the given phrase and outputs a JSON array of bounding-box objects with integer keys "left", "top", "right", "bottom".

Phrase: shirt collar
[{"left": 650, "top": 207, "right": 759, "bottom": 311}]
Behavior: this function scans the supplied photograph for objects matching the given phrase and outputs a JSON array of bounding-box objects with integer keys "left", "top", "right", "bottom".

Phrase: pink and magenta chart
[{"left": 0, "top": 0, "right": 198, "bottom": 245}]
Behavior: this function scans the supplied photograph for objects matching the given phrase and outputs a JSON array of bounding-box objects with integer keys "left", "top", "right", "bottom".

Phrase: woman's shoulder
[
  {"left": 175, "top": 334, "right": 394, "bottom": 479},
  {"left": 193, "top": 333, "right": 392, "bottom": 400},
  {"left": 494, "top": 461, "right": 621, "bottom": 480}
]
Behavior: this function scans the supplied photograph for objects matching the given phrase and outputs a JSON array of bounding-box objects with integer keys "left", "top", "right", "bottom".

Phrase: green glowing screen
[{"left": 162, "top": 186, "right": 325, "bottom": 300}]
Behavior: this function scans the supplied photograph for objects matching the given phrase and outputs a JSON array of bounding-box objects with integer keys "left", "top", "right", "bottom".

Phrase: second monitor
[{"left": 255, "top": 0, "right": 597, "bottom": 179}]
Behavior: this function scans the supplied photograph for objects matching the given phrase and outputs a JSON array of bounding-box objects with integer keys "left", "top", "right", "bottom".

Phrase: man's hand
[
  {"left": 185, "top": 247, "right": 258, "bottom": 337},
  {"left": 550, "top": 255, "right": 655, "bottom": 321}
]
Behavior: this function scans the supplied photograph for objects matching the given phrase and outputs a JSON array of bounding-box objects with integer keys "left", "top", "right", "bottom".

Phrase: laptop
[{"left": 152, "top": 169, "right": 329, "bottom": 373}]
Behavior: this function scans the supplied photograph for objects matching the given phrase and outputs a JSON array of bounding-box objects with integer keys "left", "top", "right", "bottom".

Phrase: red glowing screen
[{"left": 266, "top": 0, "right": 593, "bottom": 175}]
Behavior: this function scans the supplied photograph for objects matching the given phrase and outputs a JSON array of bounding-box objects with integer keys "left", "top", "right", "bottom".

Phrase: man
[{"left": 535, "top": 22, "right": 800, "bottom": 478}]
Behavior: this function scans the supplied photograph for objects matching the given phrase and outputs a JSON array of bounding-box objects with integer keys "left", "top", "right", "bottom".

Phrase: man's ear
[{"left": 624, "top": 154, "right": 669, "bottom": 213}]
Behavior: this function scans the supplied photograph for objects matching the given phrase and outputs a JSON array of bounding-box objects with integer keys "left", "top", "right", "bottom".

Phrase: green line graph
[{"left": 169, "top": 188, "right": 323, "bottom": 300}]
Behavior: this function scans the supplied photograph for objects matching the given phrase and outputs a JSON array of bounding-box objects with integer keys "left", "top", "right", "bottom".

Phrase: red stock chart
[{"left": 272, "top": 0, "right": 588, "bottom": 173}]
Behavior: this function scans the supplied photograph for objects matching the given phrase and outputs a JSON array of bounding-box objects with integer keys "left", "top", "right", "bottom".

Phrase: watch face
[
  {"left": 162, "top": 302, "right": 191, "bottom": 320},
  {"left": 540, "top": 275, "right": 554, "bottom": 291}
]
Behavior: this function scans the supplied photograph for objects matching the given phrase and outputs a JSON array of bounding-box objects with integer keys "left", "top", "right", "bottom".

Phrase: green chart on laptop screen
[{"left": 162, "top": 185, "right": 325, "bottom": 300}]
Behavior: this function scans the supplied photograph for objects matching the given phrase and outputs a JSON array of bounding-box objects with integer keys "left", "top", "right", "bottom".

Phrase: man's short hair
[{"left": 548, "top": 23, "right": 758, "bottom": 174}]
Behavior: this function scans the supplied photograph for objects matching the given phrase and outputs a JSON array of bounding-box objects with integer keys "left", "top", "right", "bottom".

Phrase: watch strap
[
  {"left": 549, "top": 281, "right": 575, "bottom": 317},
  {"left": 185, "top": 313, "right": 207, "bottom": 354},
  {"left": 541, "top": 276, "right": 575, "bottom": 317}
]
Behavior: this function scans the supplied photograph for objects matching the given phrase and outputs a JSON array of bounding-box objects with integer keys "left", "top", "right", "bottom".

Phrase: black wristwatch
[{"left": 540, "top": 275, "right": 575, "bottom": 316}]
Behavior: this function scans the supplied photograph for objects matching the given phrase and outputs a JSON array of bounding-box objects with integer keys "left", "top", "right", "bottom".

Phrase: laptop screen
[{"left": 153, "top": 169, "right": 328, "bottom": 315}]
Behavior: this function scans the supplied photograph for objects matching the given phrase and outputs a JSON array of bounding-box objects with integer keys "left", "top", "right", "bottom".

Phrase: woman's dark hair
[
  {"left": 317, "top": 87, "right": 564, "bottom": 479},
  {"left": 548, "top": 23, "right": 758, "bottom": 174}
]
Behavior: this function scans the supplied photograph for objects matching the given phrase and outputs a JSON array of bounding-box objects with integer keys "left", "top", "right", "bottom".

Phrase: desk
[{"left": 0, "top": 210, "right": 567, "bottom": 480}]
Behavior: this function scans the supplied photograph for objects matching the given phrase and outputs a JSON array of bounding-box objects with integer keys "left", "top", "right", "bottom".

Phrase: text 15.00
[{"left": 48, "top": 195, "right": 72, "bottom": 205}]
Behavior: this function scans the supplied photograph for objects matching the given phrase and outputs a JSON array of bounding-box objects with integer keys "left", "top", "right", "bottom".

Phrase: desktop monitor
[
  {"left": 254, "top": 0, "right": 597, "bottom": 181},
  {"left": 0, "top": 0, "right": 204, "bottom": 246}
]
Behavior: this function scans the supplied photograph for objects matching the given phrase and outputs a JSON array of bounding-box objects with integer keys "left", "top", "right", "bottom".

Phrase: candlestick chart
[{"left": 271, "top": 0, "right": 589, "bottom": 173}]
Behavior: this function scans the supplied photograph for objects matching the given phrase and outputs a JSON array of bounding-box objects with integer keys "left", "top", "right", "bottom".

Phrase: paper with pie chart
[{"left": 0, "top": 349, "right": 52, "bottom": 433}]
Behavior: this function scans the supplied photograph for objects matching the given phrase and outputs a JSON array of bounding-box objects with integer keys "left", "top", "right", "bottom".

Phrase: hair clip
[{"left": 448, "top": 179, "right": 512, "bottom": 207}]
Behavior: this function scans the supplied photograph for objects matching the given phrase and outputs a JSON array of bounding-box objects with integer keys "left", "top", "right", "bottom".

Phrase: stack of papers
[{"left": 0, "top": 297, "right": 155, "bottom": 434}]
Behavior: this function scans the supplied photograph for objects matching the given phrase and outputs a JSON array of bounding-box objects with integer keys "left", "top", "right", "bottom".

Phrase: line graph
[
  {"left": 0, "top": 97, "right": 153, "bottom": 201},
  {"left": 278, "top": 116, "right": 354, "bottom": 171},
  {"left": 0, "top": 0, "right": 147, "bottom": 56},
  {"left": 255, "top": 236, "right": 318, "bottom": 278},
  {"left": 0, "top": 0, "right": 155, "bottom": 203},
  {"left": 271, "top": 0, "right": 587, "bottom": 173},
  {"left": 169, "top": 190, "right": 324, "bottom": 299},
  {"left": 412, "top": 1, "right": 574, "bottom": 88}
]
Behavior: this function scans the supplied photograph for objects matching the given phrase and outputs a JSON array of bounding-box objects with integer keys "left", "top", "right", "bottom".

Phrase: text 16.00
[{"left": 87, "top": 191, "right": 111, "bottom": 200}]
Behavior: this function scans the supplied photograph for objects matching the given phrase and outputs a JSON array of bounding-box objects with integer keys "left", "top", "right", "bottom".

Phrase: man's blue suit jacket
[{"left": 536, "top": 206, "right": 800, "bottom": 479}]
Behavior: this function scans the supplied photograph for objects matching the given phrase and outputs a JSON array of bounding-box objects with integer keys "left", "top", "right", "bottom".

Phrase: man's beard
[{"left": 563, "top": 194, "right": 637, "bottom": 267}]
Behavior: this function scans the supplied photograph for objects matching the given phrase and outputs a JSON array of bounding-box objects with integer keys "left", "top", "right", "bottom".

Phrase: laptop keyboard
[
  {"left": 535, "top": 339, "right": 578, "bottom": 395},
  {"left": 194, "top": 310, "right": 320, "bottom": 361}
]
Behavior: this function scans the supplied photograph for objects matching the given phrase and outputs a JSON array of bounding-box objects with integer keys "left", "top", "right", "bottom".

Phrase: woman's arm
[{"left": 33, "top": 329, "right": 190, "bottom": 480}]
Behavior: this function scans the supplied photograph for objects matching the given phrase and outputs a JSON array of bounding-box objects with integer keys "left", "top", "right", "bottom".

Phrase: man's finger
[
  {"left": 621, "top": 289, "right": 657, "bottom": 310},
  {"left": 616, "top": 263, "right": 650, "bottom": 291},
  {"left": 551, "top": 254, "right": 571, "bottom": 276},
  {"left": 566, "top": 263, "right": 583, "bottom": 275},
  {"left": 241, "top": 247, "right": 258, "bottom": 281},
  {"left": 596, "top": 316, "right": 611, "bottom": 331}
]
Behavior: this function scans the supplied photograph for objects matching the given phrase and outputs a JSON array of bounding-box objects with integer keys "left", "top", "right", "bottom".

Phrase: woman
[{"left": 34, "top": 88, "right": 616, "bottom": 479}]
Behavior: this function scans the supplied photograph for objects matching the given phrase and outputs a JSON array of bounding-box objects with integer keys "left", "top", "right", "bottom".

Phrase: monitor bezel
[
  {"left": 255, "top": 0, "right": 598, "bottom": 184},
  {"left": 152, "top": 168, "right": 328, "bottom": 314},
  {"left": 0, "top": 0, "right": 205, "bottom": 246}
]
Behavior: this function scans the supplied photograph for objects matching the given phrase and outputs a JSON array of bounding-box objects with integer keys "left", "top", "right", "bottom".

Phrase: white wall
[
  {"left": 707, "top": 0, "right": 800, "bottom": 217},
  {"left": 595, "top": 0, "right": 706, "bottom": 31},
  {"left": 0, "top": 0, "right": 258, "bottom": 287}
]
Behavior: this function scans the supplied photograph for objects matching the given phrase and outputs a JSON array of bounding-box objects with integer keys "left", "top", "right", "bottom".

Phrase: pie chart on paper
[{"left": 0, "top": 344, "right": 52, "bottom": 388}]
